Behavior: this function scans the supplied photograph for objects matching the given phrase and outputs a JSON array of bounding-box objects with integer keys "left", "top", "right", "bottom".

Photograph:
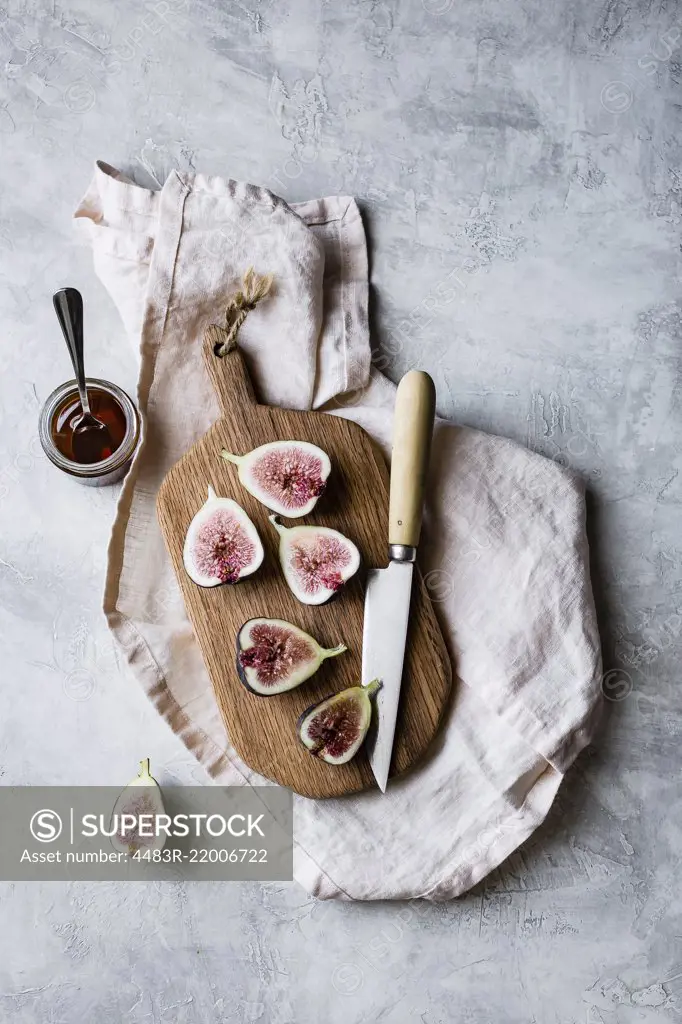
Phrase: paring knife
[{"left": 363, "top": 369, "right": 436, "bottom": 792}]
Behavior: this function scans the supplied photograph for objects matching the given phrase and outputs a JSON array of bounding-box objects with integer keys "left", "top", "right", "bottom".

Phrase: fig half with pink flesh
[
  {"left": 236, "top": 618, "right": 347, "bottom": 696},
  {"left": 220, "top": 440, "right": 331, "bottom": 518},
  {"left": 269, "top": 515, "right": 361, "bottom": 605},
  {"left": 297, "top": 680, "right": 382, "bottom": 765},
  {"left": 183, "top": 485, "right": 264, "bottom": 587}
]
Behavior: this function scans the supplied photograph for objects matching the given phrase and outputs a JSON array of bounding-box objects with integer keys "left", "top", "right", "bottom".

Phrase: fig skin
[
  {"left": 297, "top": 680, "right": 382, "bottom": 765},
  {"left": 269, "top": 515, "right": 361, "bottom": 606},
  {"left": 236, "top": 618, "right": 347, "bottom": 697},
  {"left": 220, "top": 440, "right": 331, "bottom": 518}
]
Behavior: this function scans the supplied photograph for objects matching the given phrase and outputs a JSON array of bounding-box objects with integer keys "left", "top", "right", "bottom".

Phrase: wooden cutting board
[{"left": 157, "top": 332, "right": 451, "bottom": 798}]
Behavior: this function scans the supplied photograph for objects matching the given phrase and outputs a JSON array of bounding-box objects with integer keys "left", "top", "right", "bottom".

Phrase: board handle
[
  {"left": 203, "top": 326, "right": 257, "bottom": 412},
  {"left": 388, "top": 370, "right": 436, "bottom": 549},
  {"left": 202, "top": 269, "right": 273, "bottom": 412}
]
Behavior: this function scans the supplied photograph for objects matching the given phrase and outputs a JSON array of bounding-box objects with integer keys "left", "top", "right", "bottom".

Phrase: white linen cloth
[{"left": 75, "top": 160, "right": 603, "bottom": 901}]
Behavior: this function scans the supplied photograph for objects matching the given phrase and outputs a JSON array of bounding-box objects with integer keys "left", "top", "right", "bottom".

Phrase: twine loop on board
[{"left": 205, "top": 267, "right": 274, "bottom": 356}]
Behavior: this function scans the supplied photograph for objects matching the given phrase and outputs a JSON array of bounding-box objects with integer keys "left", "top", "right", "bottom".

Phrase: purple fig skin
[
  {"left": 296, "top": 700, "right": 319, "bottom": 737},
  {"left": 235, "top": 629, "right": 273, "bottom": 697},
  {"left": 236, "top": 645, "right": 264, "bottom": 697},
  {"left": 296, "top": 681, "right": 382, "bottom": 763},
  {"left": 296, "top": 695, "right": 331, "bottom": 736}
]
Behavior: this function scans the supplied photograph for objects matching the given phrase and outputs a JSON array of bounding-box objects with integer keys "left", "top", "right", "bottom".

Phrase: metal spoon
[{"left": 53, "top": 288, "right": 112, "bottom": 464}]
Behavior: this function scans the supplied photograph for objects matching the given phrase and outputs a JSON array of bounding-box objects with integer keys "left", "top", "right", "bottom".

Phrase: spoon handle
[{"left": 53, "top": 288, "right": 91, "bottom": 416}]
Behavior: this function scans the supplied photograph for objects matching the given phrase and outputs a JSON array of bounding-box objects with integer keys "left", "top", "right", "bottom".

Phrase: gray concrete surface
[{"left": 1, "top": 0, "right": 681, "bottom": 1021}]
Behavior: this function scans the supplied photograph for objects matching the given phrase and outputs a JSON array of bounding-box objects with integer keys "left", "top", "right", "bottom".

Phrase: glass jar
[{"left": 39, "top": 377, "right": 140, "bottom": 486}]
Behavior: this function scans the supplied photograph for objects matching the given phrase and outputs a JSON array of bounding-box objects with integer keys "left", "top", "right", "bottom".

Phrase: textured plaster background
[{"left": 1, "top": 0, "right": 681, "bottom": 1021}]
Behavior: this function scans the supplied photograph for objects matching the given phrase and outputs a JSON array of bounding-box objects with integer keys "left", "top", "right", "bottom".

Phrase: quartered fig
[
  {"left": 297, "top": 680, "right": 382, "bottom": 765},
  {"left": 110, "top": 758, "right": 166, "bottom": 855},
  {"left": 236, "top": 618, "right": 347, "bottom": 696},
  {"left": 220, "top": 440, "right": 331, "bottom": 518},
  {"left": 183, "top": 485, "right": 264, "bottom": 587},
  {"left": 269, "top": 515, "right": 361, "bottom": 605}
]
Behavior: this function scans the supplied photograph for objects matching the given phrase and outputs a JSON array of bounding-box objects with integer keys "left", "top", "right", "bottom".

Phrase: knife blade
[{"left": 363, "top": 370, "right": 436, "bottom": 792}]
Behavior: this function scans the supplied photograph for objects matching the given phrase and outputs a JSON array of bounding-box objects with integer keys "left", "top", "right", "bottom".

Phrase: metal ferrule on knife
[{"left": 388, "top": 544, "right": 417, "bottom": 563}]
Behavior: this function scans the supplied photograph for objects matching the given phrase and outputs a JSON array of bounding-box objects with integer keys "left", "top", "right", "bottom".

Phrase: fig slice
[
  {"left": 236, "top": 618, "right": 347, "bottom": 696},
  {"left": 183, "top": 485, "right": 264, "bottom": 587},
  {"left": 110, "top": 758, "right": 166, "bottom": 855},
  {"left": 269, "top": 515, "right": 361, "bottom": 605},
  {"left": 220, "top": 440, "right": 331, "bottom": 518},
  {"left": 297, "top": 680, "right": 382, "bottom": 765}
]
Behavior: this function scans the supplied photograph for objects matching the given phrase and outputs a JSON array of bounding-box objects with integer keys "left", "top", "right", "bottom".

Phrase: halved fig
[
  {"left": 220, "top": 440, "right": 331, "bottom": 518},
  {"left": 269, "top": 515, "right": 361, "bottom": 605},
  {"left": 297, "top": 680, "right": 382, "bottom": 765},
  {"left": 183, "top": 485, "right": 264, "bottom": 587},
  {"left": 236, "top": 618, "right": 347, "bottom": 696},
  {"left": 110, "top": 758, "right": 166, "bottom": 855}
]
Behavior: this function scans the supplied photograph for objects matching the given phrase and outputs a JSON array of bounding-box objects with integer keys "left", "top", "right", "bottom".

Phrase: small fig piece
[
  {"left": 270, "top": 515, "right": 361, "bottom": 605},
  {"left": 221, "top": 440, "right": 331, "bottom": 518},
  {"left": 297, "top": 680, "right": 382, "bottom": 765},
  {"left": 236, "top": 618, "right": 347, "bottom": 696},
  {"left": 183, "top": 485, "right": 264, "bottom": 587},
  {"left": 110, "top": 758, "right": 166, "bottom": 855}
]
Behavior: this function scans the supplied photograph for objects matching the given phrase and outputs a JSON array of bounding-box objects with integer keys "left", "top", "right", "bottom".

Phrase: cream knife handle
[{"left": 388, "top": 370, "right": 436, "bottom": 550}]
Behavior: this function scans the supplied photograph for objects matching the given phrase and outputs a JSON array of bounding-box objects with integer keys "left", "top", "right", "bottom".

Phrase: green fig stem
[
  {"left": 321, "top": 644, "right": 347, "bottom": 660},
  {"left": 207, "top": 484, "right": 217, "bottom": 502},
  {"left": 220, "top": 450, "right": 243, "bottom": 466},
  {"left": 363, "top": 679, "right": 382, "bottom": 698},
  {"left": 139, "top": 758, "right": 151, "bottom": 779}
]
